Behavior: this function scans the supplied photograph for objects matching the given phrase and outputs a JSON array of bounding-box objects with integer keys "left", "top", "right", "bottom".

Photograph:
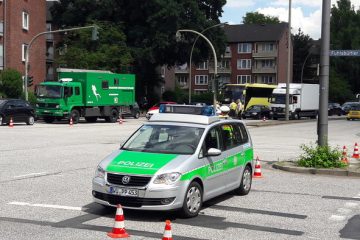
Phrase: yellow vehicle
[
  {"left": 224, "top": 83, "right": 277, "bottom": 110},
  {"left": 347, "top": 104, "right": 360, "bottom": 120}
]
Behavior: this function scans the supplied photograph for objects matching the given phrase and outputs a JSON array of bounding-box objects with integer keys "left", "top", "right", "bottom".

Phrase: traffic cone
[
  {"left": 341, "top": 146, "right": 349, "bottom": 164},
  {"left": 162, "top": 220, "right": 173, "bottom": 240},
  {"left": 118, "top": 117, "right": 123, "bottom": 124},
  {"left": 107, "top": 204, "right": 129, "bottom": 238},
  {"left": 9, "top": 117, "right": 14, "bottom": 128},
  {"left": 69, "top": 117, "right": 73, "bottom": 126},
  {"left": 263, "top": 116, "right": 266, "bottom": 121},
  {"left": 352, "top": 143, "right": 359, "bottom": 159},
  {"left": 253, "top": 156, "right": 263, "bottom": 178}
]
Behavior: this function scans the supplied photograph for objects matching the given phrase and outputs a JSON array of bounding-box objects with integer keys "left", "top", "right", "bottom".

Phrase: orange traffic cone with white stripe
[
  {"left": 118, "top": 117, "right": 123, "bottom": 124},
  {"left": 107, "top": 204, "right": 129, "bottom": 238},
  {"left": 254, "top": 156, "right": 263, "bottom": 178},
  {"left": 352, "top": 143, "right": 359, "bottom": 159},
  {"left": 162, "top": 220, "right": 173, "bottom": 240},
  {"left": 341, "top": 146, "right": 349, "bottom": 164},
  {"left": 9, "top": 117, "right": 14, "bottom": 128},
  {"left": 263, "top": 116, "right": 266, "bottom": 121},
  {"left": 69, "top": 117, "right": 73, "bottom": 126}
]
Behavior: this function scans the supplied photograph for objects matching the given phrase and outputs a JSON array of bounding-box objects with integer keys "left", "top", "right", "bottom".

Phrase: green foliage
[
  {"left": 51, "top": 0, "right": 227, "bottom": 101},
  {"left": 0, "top": 69, "right": 23, "bottom": 98},
  {"left": 162, "top": 90, "right": 177, "bottom": 102},
  {"left": 329, "top": 69, "right": 355, "bottom": 103},
  {"left": 330, "top": 0, "right": 360, "bottom": 98},
  {"left": 242, "top": 12, "right": 280, "bottom": 24},
  {"left": 297, "top": 143, "right": 346, "bottom": 168}
]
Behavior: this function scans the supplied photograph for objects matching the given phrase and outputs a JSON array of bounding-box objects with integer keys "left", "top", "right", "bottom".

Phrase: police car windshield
[{"left": 122, "top": 124, "right": 204, "bottom": 155}]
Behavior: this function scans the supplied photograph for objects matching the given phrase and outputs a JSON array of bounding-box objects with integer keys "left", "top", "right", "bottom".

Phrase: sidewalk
[{"left": 272, "top": 158, "right": 360, "bottom": 177}]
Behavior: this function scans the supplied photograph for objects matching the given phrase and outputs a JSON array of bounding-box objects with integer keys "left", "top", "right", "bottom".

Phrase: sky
[{"left": 221, "top": 0, "right": 360, "bottom": 39}]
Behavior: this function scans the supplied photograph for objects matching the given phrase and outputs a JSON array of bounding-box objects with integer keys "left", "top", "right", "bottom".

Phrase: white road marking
[
  {"left": 344, "top": 202, "right": 359, "bottom": 208},
  {"left": 337, "top": 208, "right": 353, "bottom": 214},
  {"left": 354, "top": 193, "right": 360, "bottom": 199},
  {"left": 8, "top": 202, "right": 82, "bottom": 211},
  {"left": 329, "top": 215, "right": 347, "bottom": 221},
  {"left": 13, "top": 172, "right": 47, "bottom": 178}
]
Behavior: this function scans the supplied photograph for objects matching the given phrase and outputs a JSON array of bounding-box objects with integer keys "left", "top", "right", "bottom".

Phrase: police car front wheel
[{"left": 181, "top": 181, "right": 203, "bottom": 218}]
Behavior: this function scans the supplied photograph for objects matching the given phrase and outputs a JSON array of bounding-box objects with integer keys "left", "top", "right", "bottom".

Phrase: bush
[
  {"left": 0, "top": 69, "right": 23, "bottom": 98},
  {"left": 297, "top": 143, "right": 346, "bottom": 168}
]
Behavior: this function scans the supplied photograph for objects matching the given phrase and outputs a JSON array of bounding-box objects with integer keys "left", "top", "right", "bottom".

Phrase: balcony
[
  {"left": 252, "top": 66, "right": 277, "bottom": 74},
  {"left": 209, "top": 66, "right": 231, "bottom": 74},
  {"left": 174, "top": 65, "right": 188, "bottom": 74},
  {"left": 46, "top": 33, "right": 54, "bottom": 42},
  {"left": 252, "top": 50, "right": 277, "bottom": 58},
  {"left": 223, "top": 51, "right": 231, "bottom": 58}
]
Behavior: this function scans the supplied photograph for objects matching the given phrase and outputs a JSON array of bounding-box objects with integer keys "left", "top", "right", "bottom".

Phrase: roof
[
  {"left": 149, "top": 113, "right": 220, "bottom": 125},
  {"left": 224, "top": 23, "right": 288, "bottom": 43}
]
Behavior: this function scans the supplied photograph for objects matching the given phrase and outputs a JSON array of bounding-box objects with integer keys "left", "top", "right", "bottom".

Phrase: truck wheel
[
  {"left": 26, "top": 115, "right": 35, "bottom": 125},
  {"left": 70, "top": 109, "right": 80, "bottom": 124},
  {"left": 44, "top": 117, "right": 55, "bottom": 123},
  {"left": 85, "top": 117, "right": 97, "bottom": 123},
  {"left": 234, "top": 165, "right": 252, "bottom": 196},
  {"left": 133, "top": 111, "right": 140, "bottom": 119},
  {"left": 180, "top": 181, "right": 203, "bottom": 218},
  {"left": 106, "top": 109, "right": 119, "bottom": 123}
]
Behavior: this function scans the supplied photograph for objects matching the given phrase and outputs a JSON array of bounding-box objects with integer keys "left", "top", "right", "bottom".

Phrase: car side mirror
[{"left": 207, "top": 148, "right": 221, "bottom": 156}]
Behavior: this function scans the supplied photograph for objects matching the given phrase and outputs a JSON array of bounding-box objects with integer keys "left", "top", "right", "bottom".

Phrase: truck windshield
[
  {"left": 270, "top": 94, "right": 286, "bottom": 104},
  {"left": 122, "top": 124, "right": 204, "bottom": 155},
  {"left": 36, "top": 85, "right": 62, "bottom": 98}
]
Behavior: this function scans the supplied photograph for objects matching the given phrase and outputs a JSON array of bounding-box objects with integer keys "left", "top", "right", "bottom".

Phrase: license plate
[{"left": 109, "top": 186, "right": 138, "bottom": 197}]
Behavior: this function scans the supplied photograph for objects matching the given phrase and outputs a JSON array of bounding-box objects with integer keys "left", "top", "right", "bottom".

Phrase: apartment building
[
  {"left": 164, "top": 23, "right": 292, "bottom": 95},
  {"left": 0, "top": 0, "right": 46, "bottom": 88}
]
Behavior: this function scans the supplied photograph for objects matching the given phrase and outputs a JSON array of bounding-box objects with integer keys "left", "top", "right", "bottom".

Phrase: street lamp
[
  {"left": 285, "top": 0, "right": 292, "bottom": 121},
  {"left": 188, "top": 22, "right": 227, "bottom": 104},
  {"left": 24, "top": 25, "right": 98, "bottom": 100},
  {"left": 176, "top": 29, "right": 218, "bottom": 108},
  {"left": 300, "top": 45, "right": 317, "bottom": 83}
]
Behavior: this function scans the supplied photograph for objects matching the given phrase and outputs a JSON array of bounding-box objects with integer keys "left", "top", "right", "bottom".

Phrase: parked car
[
  {"left": 346, "top": 105, "right": 360, "bottom": 120},
  {"left": 145, "top": 101, "right": 176, "bottom": 120},
  {"left": 328, "top": 102, "right": 342, "bottom": 116},
  {"left": 121, "top": 102, "right": 140, "bottom": 119},
  {"left": 0, "top": 99, "right": 35, "bottom": 125},
  {"left": 242, "top": 104, "right": 271, "bottom": 119},
  {"left": 341, "top": 102, "right": 360, "bottom": 115}
]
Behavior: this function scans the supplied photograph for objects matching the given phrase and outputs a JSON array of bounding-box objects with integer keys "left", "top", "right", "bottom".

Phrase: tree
[
  {"left": 51, "top": 0, "right": 227, "bottom": 101},
  {"left": 242, "top": 12, "right": 280, "bottom": 24},
  {"left": 330, "top": 0, "right": 360, "bottom": 100},
  {"left": 0, "top": 69, "right": 23, "bottom": 98}
]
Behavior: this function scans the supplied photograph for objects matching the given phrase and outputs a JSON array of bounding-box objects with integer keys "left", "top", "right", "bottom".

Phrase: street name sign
[{"left": 330, "top": 50, "right": 360, "bottom": 57}]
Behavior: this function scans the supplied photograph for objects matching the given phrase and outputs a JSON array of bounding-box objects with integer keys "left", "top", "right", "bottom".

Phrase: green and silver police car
[{"left": 92, "top": 105, "right": 254, "bottom": 217}]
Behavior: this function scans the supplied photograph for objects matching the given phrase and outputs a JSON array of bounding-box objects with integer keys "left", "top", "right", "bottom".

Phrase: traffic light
[
  {"left": 27, "top": 76, "right": 33, "bottom": 87},
  {"left": 91, "top": 26, "right": 99, "bottom": 41}
]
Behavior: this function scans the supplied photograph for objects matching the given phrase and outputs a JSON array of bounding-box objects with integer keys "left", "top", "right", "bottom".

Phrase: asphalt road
[{"left": 0, "top": 117, "right": 359, "bottom": 240}]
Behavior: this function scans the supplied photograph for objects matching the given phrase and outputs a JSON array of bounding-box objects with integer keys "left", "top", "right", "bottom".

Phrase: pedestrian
[
  {"left": 236, "top": 99, "right": 243, "bottom": 119},
  {"left": 229, "top": 99, "right": 237, "bottom": 117}
]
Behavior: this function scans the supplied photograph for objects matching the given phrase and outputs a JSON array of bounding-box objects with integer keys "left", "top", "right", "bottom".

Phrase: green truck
[{"left": 35, "top": 68, "right": 139, "bottom": 124}]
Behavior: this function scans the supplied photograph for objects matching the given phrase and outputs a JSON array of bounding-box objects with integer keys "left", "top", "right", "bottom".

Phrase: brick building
[
  {"left": 0, "top": 0, "right": 46, "bottom": 90},
  {"left": 163, "top": 23, "right": 292, "bottom": 96}
]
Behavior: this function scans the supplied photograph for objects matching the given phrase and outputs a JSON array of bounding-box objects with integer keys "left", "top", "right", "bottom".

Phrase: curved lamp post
[
  {"left": 188, "top": 22, "right": 227, "bottom": 104},
  {"left": 300, "top": 45, "right": 317, "bottom": 83},
  {"left": 24, "top": 25, "right": 98, "bottom": 100},
  {"left": 176, "top": 29, "right": 218, "bottom": 108}
]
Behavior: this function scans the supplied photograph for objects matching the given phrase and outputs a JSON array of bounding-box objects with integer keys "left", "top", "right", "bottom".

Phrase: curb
[
  {"left": 272, "top": 162, "right": 360, "bottom": 177},
  {"left": 245, "top": 116, "right": 346, "bottom": 127}
]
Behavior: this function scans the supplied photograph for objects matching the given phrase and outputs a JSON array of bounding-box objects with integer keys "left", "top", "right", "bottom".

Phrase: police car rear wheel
[
  {"left": 181, "top": 181, "right": 202, "bottom": 218},
  {"left": 234, "top": 165, "right": 252, "bottom": 196}
]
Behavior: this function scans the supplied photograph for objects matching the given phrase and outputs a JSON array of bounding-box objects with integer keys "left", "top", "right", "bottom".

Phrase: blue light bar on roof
[{"left": 159, "top": 104, "right": 215, "bottom": 116}]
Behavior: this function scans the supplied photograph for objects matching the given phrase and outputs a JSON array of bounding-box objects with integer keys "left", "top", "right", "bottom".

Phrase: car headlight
[
  {"left": 251, "top": 112, "right": 257, "bottom": 115},
  {"left": 36, "top": 104, "right": 39, "bottom": 107},
  {"left": 95, "top": 166, "right": 105, "bottom": 178},
  {"left": 153, "top": 172, "right": 181, "bottom": 185},
  {"left": 55, "top": 105, "right": 60, "bottom": 109}
]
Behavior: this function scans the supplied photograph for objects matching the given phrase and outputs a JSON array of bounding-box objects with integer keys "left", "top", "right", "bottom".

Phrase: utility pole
[
  {"left": 285, "top": 0, "right": 292, "bottom": 121},
  {"left": 318, "top": 0, "right": 331, "bottom": 146}
]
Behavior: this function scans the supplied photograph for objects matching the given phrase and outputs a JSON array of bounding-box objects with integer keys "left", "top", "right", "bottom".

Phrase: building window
[
  {"left": 262, "top": 43, "right": 275, "bottom": 52},
  {"left": 261, "top": 75, "right": 275, "bottom": 84},
  {"left": 22, "top": 44, "right": 28, "bottom": 62},
  {"left": 195, "top": 75, "right": 208, "bottom": 85},
  {"left": 261, "top": 59, "right": 275, "bottom": 68},
  {"left": 0, "top": 44, "right": 3, "bottom": 70},
  {"left": 237, "top": 59, "right": 251, "bottom": 69},
  {"left": 196, "top": 61, "right": 208, "bottom": 70},
  {"left": 22, "top": 12, "right": 29, "bottom": 30},
  {"left": 238, "top": 43, "right": 252, "bottom": 53},
  {"left": 194, "top": 89, "right": 208, "bottom": 94},
  {"left": 237, "top": 75, "right": 252, "bottom": 84},
  {"left": 218, "top": 60, "right": 230, "bottom": 69},
  {"left": 177, "top": 76, "right": 188, "bottom": 87}
]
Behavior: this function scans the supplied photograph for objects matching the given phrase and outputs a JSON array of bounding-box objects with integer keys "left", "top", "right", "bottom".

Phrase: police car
[{"left": 92, "top": 105, "right": 254, "bottom": 217}]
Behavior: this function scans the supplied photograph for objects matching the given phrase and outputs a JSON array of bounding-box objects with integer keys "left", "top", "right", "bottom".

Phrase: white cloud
[
  {"left": 257, "top": 7, "right": 322, "bottom": 39},
  {"left": 226, "top": 0, "right": 255, "bottom": 8}
]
